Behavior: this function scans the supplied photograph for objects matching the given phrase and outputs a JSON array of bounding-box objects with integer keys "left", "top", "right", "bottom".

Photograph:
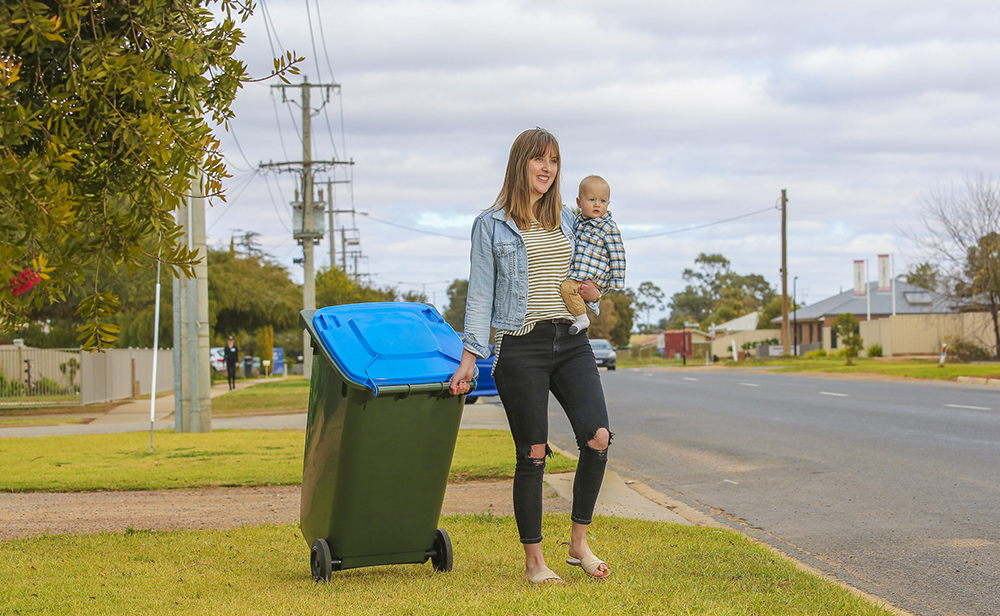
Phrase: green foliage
[
  {"left": 943, "top": 336, "right": 991, "bottom": 362},
  {"left": 634, "top": 281, "right": 665, "bottom": 331},
  {"left": 207, "top": 250, "right": 300, "bottom": 334},
  {"left": 315, "top": 266, "right": 395, "bottom": 308},
  {"left": 833, "top": 313, "right": 863, "bottom": 365},
  {"left": 0, "top": 0, "right": 300, "bottom": 350},
  {"left": 906, "top": 262, "right": 940, "bottom": 291},
  {"left": 867, "top": 343, "right": 883, "bottom": 358},
  {"left": 668, "top": 253, "right": 777, "bottom": 330},
  {"left": 443, "top": 278, "right": 468, "bottom": 332},
  {"left": 804, "top": 349, "right": 827, "bottom": 358},
  {"left": 255, "top": 325, "right": 273, "bottom": 374},
  {"left": 606, "top": 291, "right": 634, "bottom": 347}
]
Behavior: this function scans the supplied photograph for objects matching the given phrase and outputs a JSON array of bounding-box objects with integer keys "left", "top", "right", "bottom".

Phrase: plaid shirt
[{"left": 567, "top": 211, "right": 626, "bottom": 291}]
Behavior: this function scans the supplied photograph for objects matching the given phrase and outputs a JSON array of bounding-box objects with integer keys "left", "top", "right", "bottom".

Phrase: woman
[{"left": 449, "top": 128, "right": 612, "bottom": 583}]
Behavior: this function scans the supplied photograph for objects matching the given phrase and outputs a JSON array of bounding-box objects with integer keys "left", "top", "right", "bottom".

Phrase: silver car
[{"left": 588, "top": 338, "right": 617, "bottom": 370}]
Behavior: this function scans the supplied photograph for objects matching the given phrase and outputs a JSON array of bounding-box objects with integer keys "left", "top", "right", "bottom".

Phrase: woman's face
[{"left": 527, "top": 146, "right": 558, "bottom": 205}]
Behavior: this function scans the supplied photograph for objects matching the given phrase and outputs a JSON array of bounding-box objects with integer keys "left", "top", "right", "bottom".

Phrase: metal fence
[{"left": 0, "top": 347, "right": 82, "bottom": 405}]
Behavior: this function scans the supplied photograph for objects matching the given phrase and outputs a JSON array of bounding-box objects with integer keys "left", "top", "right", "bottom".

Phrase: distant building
[{"left": 774, "top": 280, "right": 957, "bottom": 353}]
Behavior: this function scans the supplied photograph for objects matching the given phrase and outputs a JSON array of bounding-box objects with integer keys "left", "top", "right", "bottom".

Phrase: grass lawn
[
  {"left": 732, "top": 355, "right": 1000, "bottom": 380},
  {"left": 0, "top": 516, "right": 895, "bottom": 616},
  {"left": 0, "top": 429, "right": 575, "bottom": 492},
  {"left": 210, "top": 378, "right": 311, "bottom": 417},
  {"left": 620, "top": 353, "right": 1000, "bottom": 380}
]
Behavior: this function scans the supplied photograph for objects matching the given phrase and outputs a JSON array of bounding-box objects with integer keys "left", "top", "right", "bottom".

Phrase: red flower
[{"left": 9, "top": 268, "right": 42, "bottom": 297}]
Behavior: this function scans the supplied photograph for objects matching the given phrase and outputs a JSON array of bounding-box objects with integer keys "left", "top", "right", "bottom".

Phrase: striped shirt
[{"left": 493, "top": 221, "right": 573, "bottom": 370}]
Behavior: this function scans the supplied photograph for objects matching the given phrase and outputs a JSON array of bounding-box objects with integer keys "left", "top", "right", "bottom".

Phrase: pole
[
  {"left": 793, "top": 275, "right": 798, "bottom": 357},
  {"left": 891, "top": 253, "right": 896, "bottom": 316},
  {"left": 301, "top": 77, "right": 316, "bottom": 380},
  {"left": 780, "top": 189, "right": 790, "bottom": 356},
  {"left": 149, "top": 256, "right": 162, "bottom": 453},
  {"left": 866, "top": 259, "right": 871, "bottom": 321},
  {"left": 326, "top": 179, "right": 335, "bottom": 268}
]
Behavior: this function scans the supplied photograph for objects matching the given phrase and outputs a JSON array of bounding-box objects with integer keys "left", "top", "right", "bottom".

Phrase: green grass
[
  {"left": 0, "top": 429, "right": 574, "bottom": 492},
  {"left": 210, "top": 377, "right": 311, "bottom": 417},
  {"left": 0, "top": 417, "right": 89, "bottom": 427},
  {"left": 731, "top": 356, "right": 1000, "bottom": 380},
  {"left": 0, "top": 516, "right": 894, "bottom": 615}
]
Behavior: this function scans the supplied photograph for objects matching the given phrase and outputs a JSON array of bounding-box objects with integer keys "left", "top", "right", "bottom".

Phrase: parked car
[
  {"left": 209, "top": 347, "right": 227, "bottom": 372},
  {"left": 457, "top": 335, "right": 498, "bottom": 404},
  {"left": 589, "top": 338, "right": 616, "bottom": 370}
]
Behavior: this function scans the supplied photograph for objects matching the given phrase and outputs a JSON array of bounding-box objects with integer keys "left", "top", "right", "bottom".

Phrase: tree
[
  {"left": 606, "top": 292, "right": 635, "bottom": 347},
  {"left": 667, "top": 253, "right": 776, "bottom": 330},
  {"left": 443, "top": 279, "right": 469, "bottom": 332},
  {"left": 906, "top": 262, "right": 940, "bottom": 292},
  {"left": 635, "top": 281, "right": 665, "bottom": 332},
  {"left": 586, "top": 298, "right": 618, "bottom": 342},
  {"left": 0, "top": 0, "right": 299, "bottom": 349},
  {"left": 834, "top": 313, "right": 863, "bottom": 365},
  {"left": 910, "top": 173, "right": 1000, "bottom": 358},
  {"left": 315, "top": 267, "right": 396, "bottom": 309}
]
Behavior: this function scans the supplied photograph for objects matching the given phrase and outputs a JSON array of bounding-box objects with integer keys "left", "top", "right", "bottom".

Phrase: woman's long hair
[{"left": 492, "top": 128, "right": 562, "bottom": 230}]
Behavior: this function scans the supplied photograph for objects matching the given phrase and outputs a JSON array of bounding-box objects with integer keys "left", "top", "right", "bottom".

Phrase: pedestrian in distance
[
  {"left": 559, "top": 174, "right": 626, "bottom": 335},
  {"left": 449, "top": 127, "right": 613, "bottom": 584},
  {"left": 224, "top": 335, "right": 239, "bottom": 390}
]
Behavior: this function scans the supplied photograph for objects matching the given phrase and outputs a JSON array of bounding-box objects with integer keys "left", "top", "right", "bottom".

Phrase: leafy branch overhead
[{"left": 0, "top": 0, "right": 301, "bottom": 350}]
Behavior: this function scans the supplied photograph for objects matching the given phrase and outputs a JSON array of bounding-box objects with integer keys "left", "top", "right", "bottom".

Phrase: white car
[
  {"left": 209, "top": 347, "right": 227, "bottom": 372},
  {"left": 589, "top": 338, "right": 617, "bottom": 370}
]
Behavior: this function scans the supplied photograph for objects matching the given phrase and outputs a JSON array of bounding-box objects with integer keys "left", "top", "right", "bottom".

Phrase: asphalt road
[{"left": 546, "top": 368, "right": 1000, "bottom": 616}]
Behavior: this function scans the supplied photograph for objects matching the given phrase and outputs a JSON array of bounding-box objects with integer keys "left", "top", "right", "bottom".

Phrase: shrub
[
  {"left": 804, "top": 349, "right": 827, "bottom": 358},
  {"left": 942, "top": 336, "right": 992, "bottom": 362},
  {"left": 867, "top": 344, "right": 883, "bottom": 358}
]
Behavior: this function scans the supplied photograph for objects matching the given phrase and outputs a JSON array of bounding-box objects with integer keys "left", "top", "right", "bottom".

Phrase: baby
[{"left": 560, "top": 175, "right": 626, "bottom": 335}]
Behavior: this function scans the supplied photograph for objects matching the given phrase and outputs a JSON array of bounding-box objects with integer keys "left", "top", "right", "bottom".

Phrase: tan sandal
[
  {"left": 566, "top": 554, "right": 611, "bottom": 579},
  {"left": 525, "top": 566, "right": 564, "bottom": 584}
]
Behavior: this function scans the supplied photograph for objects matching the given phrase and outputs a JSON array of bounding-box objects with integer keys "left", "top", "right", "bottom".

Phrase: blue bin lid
[{"left": 311, "top": 303, "right": 463, "bottom": 395}]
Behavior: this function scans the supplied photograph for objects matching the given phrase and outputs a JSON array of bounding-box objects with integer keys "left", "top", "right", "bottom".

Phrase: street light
[{"left": 793, "top": 276, "right": 798, "bottom": 357}]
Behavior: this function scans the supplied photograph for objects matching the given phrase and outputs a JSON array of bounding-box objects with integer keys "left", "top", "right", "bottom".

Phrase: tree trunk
[{"left": 990, "top": 295, "right": 1000, "bottom": 360}]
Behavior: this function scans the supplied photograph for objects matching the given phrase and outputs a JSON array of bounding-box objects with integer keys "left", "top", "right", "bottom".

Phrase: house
[
  {"left": 775, "top": 280, "right": 961, "bottom": 355},
  {"left": 711, "top": 311, "right": 781, "bottom": 359}
]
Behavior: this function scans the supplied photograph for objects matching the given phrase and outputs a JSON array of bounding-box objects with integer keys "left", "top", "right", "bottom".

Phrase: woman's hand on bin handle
[{"left": 449, "top": 350, "right": 478, "bottom": 396}]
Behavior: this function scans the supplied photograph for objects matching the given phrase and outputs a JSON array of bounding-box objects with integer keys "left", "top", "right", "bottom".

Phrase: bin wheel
[
  {"left": 429, "top": 528, "right": 453, "bottom": 572},
  {"left": 465, "top": 396, "right": 478, "bottom": 405},
  {"left": 310, "top": 538, "right": 334, "bottom": 582}
]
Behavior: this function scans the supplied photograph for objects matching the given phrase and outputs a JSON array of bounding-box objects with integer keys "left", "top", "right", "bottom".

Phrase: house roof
[
  {"left": 715, "top": 311, "right": 760, "bottom": 332},
  {"left": 774, "top": 280, "right": 955, "bottom": 322}
]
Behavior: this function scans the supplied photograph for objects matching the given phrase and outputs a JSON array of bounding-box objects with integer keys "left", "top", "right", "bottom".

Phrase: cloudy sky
[{"left": 207, "top": 0, "right": 1000, "bottom": 322}]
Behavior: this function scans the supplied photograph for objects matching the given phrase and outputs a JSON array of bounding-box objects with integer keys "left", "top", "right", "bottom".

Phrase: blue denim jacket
[{"left": 462, "top": 205, "right": 598, "bottom": 359}]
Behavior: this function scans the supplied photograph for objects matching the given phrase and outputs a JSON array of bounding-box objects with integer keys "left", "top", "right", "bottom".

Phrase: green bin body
[{"left": 298, "top": 305, "right": 466, "bottom": 572}]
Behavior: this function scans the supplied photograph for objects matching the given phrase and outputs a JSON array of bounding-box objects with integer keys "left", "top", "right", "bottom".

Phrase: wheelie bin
[{"left": 298, "top": 302, "right": 469, "bottom": 582}]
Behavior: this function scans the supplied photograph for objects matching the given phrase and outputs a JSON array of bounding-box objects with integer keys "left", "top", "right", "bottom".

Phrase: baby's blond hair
[{"left": 579, "top": 175, "right": 610, "bottom": 197}]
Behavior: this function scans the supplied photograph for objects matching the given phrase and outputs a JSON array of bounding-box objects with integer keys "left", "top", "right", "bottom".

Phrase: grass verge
[
  {"left": 0, "top": 516, "right": 894, "bottom": 615},
  {"left": 0, "top": 429, "right": 574, "bottom": 492},
  {"left": 210, "top": 377, "right": 311, "bottom": 417},
  {"left": 730, "top": 356, "right": 1000, "bottom": 380}
]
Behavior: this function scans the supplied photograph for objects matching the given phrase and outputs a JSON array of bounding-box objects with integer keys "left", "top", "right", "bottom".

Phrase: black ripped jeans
[{"left": 493, "top": 320, "right": 611, "bottom": 544}]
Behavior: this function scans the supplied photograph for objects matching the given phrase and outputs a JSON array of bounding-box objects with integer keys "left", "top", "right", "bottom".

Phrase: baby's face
[{"left": 577, "top": 184, "right": 610, "bottom": 219}]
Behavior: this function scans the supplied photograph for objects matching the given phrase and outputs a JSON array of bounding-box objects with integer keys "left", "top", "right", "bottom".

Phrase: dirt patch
[{"left": 0, "top": 480, "right": 572, "bottom": 541}]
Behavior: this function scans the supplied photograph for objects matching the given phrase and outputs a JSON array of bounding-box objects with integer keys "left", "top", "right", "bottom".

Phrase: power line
[
  {"left": 623, "top": 205, "right": 777, "bottom": 241},
  {"left": 359, "top": 213, "right": 468, "bottom": 240}
]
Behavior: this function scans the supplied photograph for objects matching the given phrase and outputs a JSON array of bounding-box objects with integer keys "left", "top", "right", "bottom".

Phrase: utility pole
[
  {"left": 173, "top": 172, "right": 211, "bottom": 433},
  {"left": 261, "top": 77, "right": 353, "bottom": 380},
  {"left": 780, "top": 189, "right": 790, "bottom": 356},
  {"left": 324, "top": 178, "right": 355, "bottom": 269}
]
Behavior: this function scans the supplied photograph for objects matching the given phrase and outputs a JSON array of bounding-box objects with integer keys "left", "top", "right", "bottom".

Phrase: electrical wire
[
  {"left": 262, "top": 172, "right": 293, "bottom": 233},
  {"left": 623, "top": 205, "right": 776, "bottom": 241},
  {"left": 207, "top": 170, "right": 262, "bottom": 231},
  {"left": 359, "top": 213, "right": 468, "bottom": 241}
]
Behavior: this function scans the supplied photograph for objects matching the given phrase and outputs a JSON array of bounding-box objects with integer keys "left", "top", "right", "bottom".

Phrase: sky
[{"left": 206, "top": 0, "right": 1000, "bottom": 323}]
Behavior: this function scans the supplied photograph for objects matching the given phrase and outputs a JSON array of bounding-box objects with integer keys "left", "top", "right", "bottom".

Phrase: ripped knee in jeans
[
  {"left": 581, "top": 428, "right": 613, "bottom": 460},
  {"left": 518, "top": 443, "right": 551, "bottom": 467}
]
